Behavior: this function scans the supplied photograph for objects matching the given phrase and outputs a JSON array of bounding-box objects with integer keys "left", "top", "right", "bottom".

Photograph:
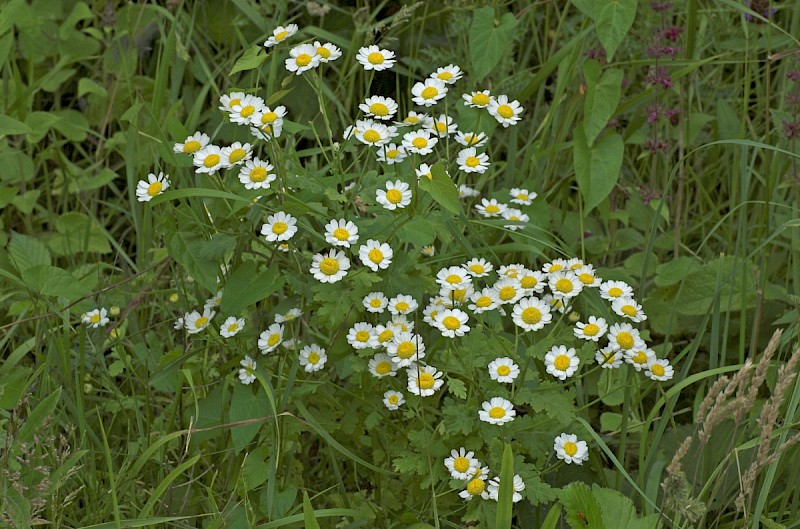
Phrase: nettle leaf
[
  {"left": 469, "top": 6, "right": 519, "bottom": 81},
  {"left": 574, "top": 127, "right": 623, "bottom": 214},
  {"left": 592, "top": 485, "right": 660, "bottom": 529},
  {"left": 230, "top": 45, "right": 267, "bottom": 75},
  {"left": 221, "top": 261, "right": 284, "bottom": 315},
  {"left": 419, "top": 162, "right": 461, "bottom": 215},
  {"left": 594, "top": 0, "right": 638, "bottom": 60},
  {"left": 21, "top": 265, "right": 91, "bottom": 299},
  {"left": 8, "top": 232, "right": 51, "bottom": 272},
  {"left": 560, "top": 482, "right": 606, "bottom": 529},
  {"left": 583, "top": 60, "right": 623, "bottom": 146}
]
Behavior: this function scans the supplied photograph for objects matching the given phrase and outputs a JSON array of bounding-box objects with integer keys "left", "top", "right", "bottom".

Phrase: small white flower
[
  {"left": 596, "top": 345, "right": 624, "bottom": 369},
  {"left": 204, "top": 290, "right": 223, "bottom": 311},
  {"left": 462, "top": 90, "right": 492, "bottom": 108},
  {"left": 502, "top": 208, "right": 529, "bottom": 231},
  {"left": 363, "top": 292, "right": 388, "bottom": 313},
  {"left": 313, "top": 41, "right": 341, "bottom": 62},
  {"left": 544, "top": 345, "right": 579, "bottom": 380},
  {"left": 310, "top": 249, "right": 350, "bottom": 283},
  {"left": 455, "top": 131, "right": 488, "bottom": 148},
  {"left": 238, "top": 158, "right": 276, "bottom": 190},
  {"left": 599, "top": 280, "right": 634, "bottom": 301},
  {"left": 261, "top": 211, "right": 298, "bottom": 242},
  {"left": 238, "top": 356, "right": 257, "bottom": 385},
  {"left": 518, "top": 268, "right": 546, "bottom": 294},
  {"left": 356, "top": 45, "right": 396, "bottom": 71},
  {"left": 463, "top": 258, "right": 493, "bottom": 278},
  {"left": 421, "top": 245, "right": 436, "bottom": 257},
  {"left": 415, "top": 163, "right": 433, "bottom": 181},
  {"left": 548, "top": 270, "right": 583, "bottom": 299},
  {"left": 82, "top": 308, "right": 109, "bottom": 328},
  {"left": 424, "top": 114, "right": 457, "bottom": 137},
  {"left": 607, "top": 322, "right": 645, "bottom": 352},
  {"left": 368, "top": 353, "right": 398, "bottom": 378},
  {"left": 511, "top": 297, "right": 552, "bottom": 332},
  {"left": 219, "top": 91, "right": 247, "bottom": 112},
  {"left": 184, "top": 308, "right": 215, "bottom": 334},
  {"left": 173, "top": 317, "right": 184, "bottom": 330},
  {"left": 387, "top": 332, "right": 425, "bottom": 367},
  {"left": 264, "top": 24, "right": 298, "bottom": 48},
  {"left": 221, "top": 142, "right": 253, "bottom": 167},
  {"left": 430, "top": 64, "right": 463, "bottom": 84},
  {"left": 275, "top": 308, "right": 303, "bottom": 323},
  {"left": 347, "top": 322, "right": 378, "bottom": 350},
  {"left": 542, "top": 258, "right": 569, "bottom": 275},
  {"left": 228, "top": 95, "right": 264, "bottom": 125},
  {"left": 383, "top": 389, "right": 405, "bottom": 410},
  {"left": 554, "top": 433, "right": 589, "bottom": 464},
  {"left": 354, "top": 118, "right": 394, "bottom": 147},
  {"left": 625, "top": 347, "right": 656, "bottom": 371},
  {"left": 250, "top": 106, "right": 287, "bottom": 140},
  {"left": 509, "top": 188, "right": 536, "bottom": 205},
  {"left": 359, "top": 240, "right": 393, "bottom": 271},
  {"left": 194, "top": 145, "right": 226, "bottom": 174},
  {"left": 458, "top": 185, "right": 481, "bottom": 199},
  {"left": 299, "top": 344, "right": 327, "bottom": 372},
  {"left": 395, "top": 111, "right": 428, "bottom": 127},
  {"left": 285, "top": 43, "right": 321, "bottom": 75},
  {"left": 488, "top": 94, "right": 523, "bottom": 127},
  {"left": 388, "top": 294, "right": 418, "bottom": 316},
  {"left": 468, "top": 288, "right": 500, "bottom": 313},
  {"left": 375, "top": 143, "right": 407, "bottom": 165},
  {"left": 645, "top": 358, "right": 674, "bottom": 381},
  {"left": 444, "top": 447, "right": 480, "bottom": 481},
  {"left": 136, "top": 172, "right": 170, "bottom": 202},
  {"left": 376, "top": 180, "right": 412, "bottom": 210},
  {"left": 220, "top": 316, "right": 245, "bottom": 338},
  {"left": 411, "top": 78, "right": 447, "bottom": 107},
  {"left": 488, "top": 357, "right": 520, "bottom": 383},
  {"left": 612, "top": 297, "right": 647, "bottom": 323},
  {"left": 173, "top": 131, "right": 210, "bottom": 155},
  {"left": 478, "top": 397, "right": 516, "bottom": 425},
  {"left": 487, "top": 474, "right": 525, "bottom": 503},
  {"left": 574, "top": 316, "right": 608, "bottom": 342},
  {"left": 434, "top": 308, "right": 470, "bottom": 338},
  {"left": 258, "top": 323, "right": 284, "bottom": 353},
  {"left": 360, "top": 95, "right": 398, "bottom": 120},
  {"left": 324, "top": 218, "right": 359, "bottom": 248},
  {"left": 402, "top": 129, "right": 438, "bottom": 155},
  {"left": 456, "top": 147, "right": 489, "bottom": 174},
  {"left": 407, "top": 364, "right": 444, "bottom": 397},
  {"left": 436, "top": 266, "right": 472, "bottom": 289},
  {"left": 475, "top": 198, "right": 507, "bottom": 217},
  {"left": 574, "top": 264, "right": 602, "bottom": 287},
  {"left": 494, "top": 277, "right": 524, "bottom": 305}
]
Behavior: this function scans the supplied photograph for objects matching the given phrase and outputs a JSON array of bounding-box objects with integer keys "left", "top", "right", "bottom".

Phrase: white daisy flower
[
  {"left": 376, "top": 143, "right": 407, "bottom": 165},
  {"left": 468, "top": 288, "right": 500, "bottom": 313},
  {"left": 313, "top": 41, "right": 341, "bottom": 62},
  {"left": 222, "top": 142, "right": 253, "bottom": 167},
  {"left": 376, "top": 180, "right": 412, "bottom": 210},
  {"left": 625, "top": 347, "right": 656, "bottom": 371},
  {"left": 220, "top": 316, "right": 245, "bottom": 338},
  {"left": 324, "top": 218, "right": 359, "bottom": 248},
  {"left": 258, "top": 323, "right": 284, "bottom": 353},
  {"left": 612, "top": 297, "right": 647, "bottom": 323},
  {"left": 566, "top": 258, "right": 585, "bottom": 271},
  {"left": 462, "top": 258, "right": 492, "bottom": 278},
  {"left": 462, "top": 90, "right": 492, "bottom": 108},
  {"left": 219, "top": 91, "right": 246, "bottom": 112},
  {"left": 360, "top": 95, "right": 398, "bottom": 121},
  {"left": 596, "top": 345, "right": 624, "bottom": 369},
  {"left": 387, "top": 294, "right": 418, "bottom": 316},
  {"left": 646, "top": 358, "right": 674, "bottom": 381},
  {"left": 354, "top": 118, "right": 394, "bottom": 147},
  {"left": 261, "top": 211, "right": 298, "bottom": 242},
  {"left": 431, "top": 64, "right": 463, "bottom": 84},
  {"left": 363, "top": 351, "right": 394, "bottom": 376},
  {"left": 436, "top": 266, "right": 472, "bottom": 289},
  {"left": 574, "top": 265, "right": 602, "bottom": 287},
  {"left": 518, "top": 269, "right": 546, "bottom": 294},
  {"left": 173, "top": 131, "right": 210, "bottom": 155},
  {"left": 421, "top": 245, "right": 436, "bottom": 257},
  {"left": 356, "top": 45, "right": 396, "bottom": 71},
  {"left": 395, "top": 110, "right": 428, "bottom": 127},
  {"left": 456, "top": 147, "right": 489, "bottom": 174},
  {"left": 434, "top": 308, "right": 470, "bottom": 338},
  {"left": 415, "top": 163, "right": 433, "bottom": 181},
  {"left": 264, "top": 24, "right": 298, "bottom": 48},
  {"left": 444, "top": 447, "right": 480, "bottom": 481},
  {"left": 310, "top": 249, "right": 350, "bottom": 283},
  {"left": 387, "top": 332, "right": 425, "bottom": 367},
  {"left": 358, "top": 240, "right": 393, "bottom": 271},
  {"left": 478, "top": 397, "right": 516, "bottom": 425},
  {"left": 402, "top": 129, "right": 438, "bottom": 155},
  {"left": 383, "top": 389, "right": 405, "bottom": 410},
  {"left": 455, "top": 131, "right": 488, "bottom": 148},
  {"left": 458, "top": 185, "right": 481, "bottom": 199},
  {"left": 228, "top": 95, "right": 264, "bottom": 125},
  {"left": 554, "top": 433, "right": 589, "bottom": 465},
  {"left": 439, "top": 283, "right": 474, "bottom": 306},
  {"left": 250, "top": 106, "right": 287, "bottom": 140},
  {"left": 204, "top": 290, "right": 223, "bottom": 311},
  {"left": 487, "top": 474, "right": 525, "bottom": 503},
  {"left": 193, "top": 145, "right": 226, "bottom": 174},
  {"left": 607, "top": 322, "right": 645, "bottom": 352},
  {"left": 475, "top": 198, "right": 507, "bottom": 217},
  {"left": 542, "top": 258, "right": 569, "bottom": 275},
  {"left": 509, "top": 188, "right": 536, "bottom": 205},
  {"left": 411, "top": 78, "right": 447, "bottom": 107},
  {"left": 544, "top": 345, "right": 579, "bottom": 380},
  {"left": 407, "top": 364, "right": 444, "bottom": 397},
  {"left": 184, "top": 308, "right": 215, "bottom": 334},
  {"left": 488, "top": 94, "right": 523, "bottom": 127},
  {"left": 548, "top": 270, "right": 583, "bottom": 299},
  {"left": 275, "top": 308, "right": 303, "bottom": 323},
  {"left": 424, "top": 114, "right": 457, "bottom": 137},
  {"left": 136, "top": 172, "right": 170, "bottom": 202},
  {"left": 374, "top": 324, "right": 397, "bottom": 348},
  {"left": 363, "top": 292, "right": 388, "bottom": 313},
  {"left": 82, "top": 308, "right": 109, "bottom": 328},
  {"left": 285, "top": 43, "right": 321, "bottom": 75},
  {"left": 391, "top": 315, "right": 414, "bottom": 333},
  {"left": 574, "top": 316, "right": 608, "bottom": 342},
  {"left": 238, "top": 356, "right": 257, "bottom": 385},
  {"left": 299, "top": 344, "right": 327, "bottom": 372},
  {"left": 488, "top": 357, "right": 520, "bottom": 384},
  {"left": 173, "top": 316, "right": 184, "bottom": 330},
  {"left": 599, "top": 280, "right": 634, "bottom": 302},
  {"left": 502, "top": 208, "right": 529, "bottom": 231},
  {"left": 238, "top": 158, "right": 276, "bottom": 190},
  {"left": 494, "top": 277, "right": 524, "bottom": 305},
  {"left": 543, "top": 293, "right": 570, "bottom": 314},
  {"left": 460, "top": 475, "right": 491, "bottom": 501},
  {"left": 512, "top": 297, "right": 552, "bottom": 332},
  {"left": 347, "top": 322, "right": 377, "bottom": 350}
]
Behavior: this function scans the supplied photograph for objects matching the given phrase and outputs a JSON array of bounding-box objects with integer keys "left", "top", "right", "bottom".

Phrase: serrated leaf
[
  {"left": 583, "top": 61, "right": 623, "bottom": 146},
  {"left": 221, "top": 261, "right": 284, "bottom": 315},
  {"left": 574, "top": 127, "right": 623, "bottom": 214},
  {"left": 524, "top": 475, "right": 558, "bottom": 506},
  {"left": 8, "top": 232, "right": 51, "bottom": 272},
  {"left": 560, "top": 482, "right": 606, "bottom": 529},
  {"left": 469, "top": 6, "right": 520, "bottom": 81},
  {"left": 592, "top": 485, "right": 660, "bottom": 529},
  {"left": 442, "top": 400, "right": 475, "bottom": 435},
  {"left": 419, "top": 162, "right": 461, "bottom": 215},
  {"left": 21, "top": 265, "right": 91, "bottom": 299},
  {"left": 447, "top": 378, "right": 467, "bottom": 399},
  {"left": 594, "top": 0, "right": 638, "bottom": 60},
  {"left": 230, "top": 45, "right": 267, "bottom": 75}
]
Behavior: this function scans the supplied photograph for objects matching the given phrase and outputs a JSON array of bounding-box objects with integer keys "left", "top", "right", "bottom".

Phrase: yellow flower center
[
  {"left": 262, "top": 112, "right": 278, "bottom": 124},
  {"left": 272, "top": 222, "right": 288, "bottom": 235},
  {"left": 367, "top": 51, "right": 385, "bottom": 64},
  {"left": 446, "top": 274, "right": 462, "bottom": 284},
  {"left": 521, "top": 307, "right": 542, "bottom": 325},
  {"left": 203, "top": 154, "right": 221, "bottom": 168},
  {"left": 386, "top": 149, "right": 399, "bottom": 159},
  {"left": 554, "top": 354, "right": 571, "bottom": 371},
  {"left": 240, "top": 105, "right": 255, "bottom": 118},
  {"left": 622, "top": 305, "right": 638, "bottom": 317},
  {"left": 498, "top": 286, "right": 516, "bottom": 301},
  {"left": 516, "top": 193, "right": 528, "bottom": 201},
  {"left": 421, "top": 86, "right": 438, "bottom": 99},
  {"left": 249, "top": 167, "right": 268, "bottom": 182},
  {"left": 411, "top": 137, "right": 428, "bottom": 149},
  {"left": 227, "top": 323, "right": 239, "bottom": 332},
  {"left": 378, "top": 329, "right": 394, "bottom": 342},
  {"left": 268, "top": 333, "right": 280, "bottom": 346},
  {"left": 386, "top": 188, "right": 403, "bottom": 204},
  {"left": 418, "top": 373, "right": 435, "bottom": 389},
  {"left": 570, "top": 263, "right": 583, "bottom": 270},
  {"left": 469, "top": 264, "right": 485, "bottom": 274},
  {"left": 583, "top": 323, "right": 600, "bottom": 336},
  {"left": 549, "top": 264, "right": 564, "bottom": 273},
  {"left": 555, "top": 278, "right": 574, "bottom": 294},
  {"left": 368, "top": 249, "right": 384, "bottom": 264},
  {"left": 435, "top": 121, "right": 447, "bottom": 133},
  {"left": 147, "top": 181, "right": 163, "bottom": 197},
  {"left": 295, "top": 53, "right": 313, "bottom": 67},
  {"left": 317, "top": 46, "right": 331, "bottom": 58},
  {"left": 388, "top": 394, "right": 399, "bottom": 404},
  {"left": 465, "top": 156, "right": 480, "bottom": 168},
  {"left": 375, "top": 362, "right": 391, "bottom": 374},
  {"left": 395, "top": 302, "right": 410, "bottom": 313},
  {"left": 485, "top": 205, "right": 499, "bottom": 214},
  {"left": 520, "top": 276, "right": 537, "bottom": 289},
  {"left": 442, "top": 316, "right": 460, "bottom": 330},
  {"left": 319, "top": 257, "right": 340, "bottom": 275},
  {"left": 307, "top": 352, "right": 320, "bottom": 364},
  {"left": 396, "top": 342, "right": 415, "bottom": 358},
  {"left": 370, "top": 103, "right": 390, "bottom": 116},
  {"left": 475, "top": 296, "right": 492, "bottom": 308},
  {"left": 453, "top": 456, "right": 470, "bottom": 472},
  {"left": 333, "top": 228, "right": 350, "bottom": 241},
  {"left": 437, "top": 71, "right": 453, "bottom": 80},
  {"left": 616, "top": 332, "right": 634, "bottom": 350},
  {"left": 404, "top": 115, "right": 420, "bottom": 124},
  {"left": 183, "top": 140, "right": 201, "bottom": 153},
  {"left": 355, "top": 330, "right": 370, "bottom": 342},
  {"left": 472, "top": 93, "right": 490, "bottom": 106},
  {"left": 275, "top": 30, "right": 288, "bottom": 41},
  {"left": 497, "top": 104, "right": 514, "bottom": 119},
  {"left": 229, "top": 148, "right": 246, "bottom": 163},
  {"left": 489, "top": 406, "right": 506, "bottom": 419},
  {"left": 563, "top": 441, "right": 578, "bottom": 456},
  {"left": 632, "top": 351, "right": 647, "bottom": 364},
  {"left": 579, "top": 273, "right": 594, "bottom": 284},
  {"left": 363, "top": 130, "right": 381, "bottom": 143},
  {"left": 195, "top": 317, "right": 208, "bottom": 329},
  {"left": 90, "top": 313, "right": 101, "bottom": 323},
  {"left": 229, "top": 98, "right": 241, "bottom": 108},
  {"left": 369, "top": 298, "right": 383, "bottom": 308},
  {"left": 497, "top": 365, "right": 511, "bottom": 376},
  {"left": 451, "top": 288, "right": 467, "bottom": 302},
  {"left": 467, "top": 478, "right": 486, "bottom": 495},
  {"left": 652, "top": 364, "right": 665, "bottom": 377},
  {"left": 608, "top": 287, "right": 623, "bottom": 298}
]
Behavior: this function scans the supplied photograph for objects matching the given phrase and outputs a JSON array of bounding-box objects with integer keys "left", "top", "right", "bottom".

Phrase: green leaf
[
  {"left": 598, "top": 368, "right": 625, "bottom": 406},
  {"left": 447, "top": 378, "right": 467, "bottom": 399},
  {"left": 570, "top": 0, "right": 594, "bottom": 16},
  {"left": 0, "top": 367, "right": 32, "bottom": 410},
  {"left": 583, "top": 61, "right": 623, "bottom": 146},
  {"left": 574, "top": 127, "right": 623, "bottom": 214},
  {"left": 8, "top": 232, "right": 52, "bottom": 272},
  {"left": 52, "top": 109, "right": 89, "bottom": 141},
  {"left": 230, "top": 45, "right": 267, "bottom": 75},
  {"left": 419, "top": 162, "right": 461, "bottom": 215},
  {"left": 151, "top": 188, "right": 252, "bottom": 205},
  {"left": 524, "top": 474, "right": 558, "bottom": 506},
  {"left": 220, "top": 261, "right": 284, "bottom": 315},
  {"left": 0, "top": 114, "right": 33, "bottom": 136},
  {"left": 541, "top": 502, "right": 563, "bottom": 529},
  {"left": 672, "top": 256, "right": 756, "bottom": 316},
  {"left": 21, "top": 265, "right": 91, "bottom": 299},
  {"left": 229, "top": 383, "right": 264, "bottom": 453},
  {"left": 302, "top": 491, "right": 322, "bottom": 529},
  {"left": 16, "top": 388, "right": 61, "bottom": 444},
  {"left": 496, "top": 443, "right": 514, "bottom": 529},
  {"left": 48, "top": 212, "right": 112, "bottom": 255},
  {"left": 654, "top": 257, "right": 702, "bottom": 288},
  {"left": 594, "top": 0, "right": 638, "bottom": 60},
  {"left": 560, "top": 482, "right": 606, "bottom": 529},
  {"left": 592, "top": 485, "right": 660, "bottom": 529},
  {"left": 397, "top": 216, "right": 436, "bottom": 246},
  {"left": 166, "top": 231, "right": 220, "bottom": 292},
  {"left": 469, "top": 6, "right": 519, "bottom": 81}
]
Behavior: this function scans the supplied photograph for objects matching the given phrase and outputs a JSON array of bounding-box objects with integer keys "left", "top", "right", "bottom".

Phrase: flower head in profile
[
  {"left": 264, "top": 24, "right": 298, "bottom": 48},
  {"left": 220, "top": 316, "right": 245, "bottom": 338},
  {"left": 360, "top": 95, "right": 398, "bottom": 121},
  {"left": 238, "top": 356, "right": 257, "bottom": 385},
  {"left": 136, "top": 172, "right": 170, "bottom": 202},
  {"left": 258, "top": 323, "right": 284, "bottom": 354},
  {"left": 463, "top": 90, "right": 492, "bottom": 108},
  {"left": 314, "top": 41, "right": 341, "bottom": 62},
  {"left": 487, "top": 474, "right": 525, "bottom": 503},
  {"left": 173, "top": 132, "right": 210, "bottom": 155},
  {"left": 430, "top": 64, "right": 463, "bottom": 84}
]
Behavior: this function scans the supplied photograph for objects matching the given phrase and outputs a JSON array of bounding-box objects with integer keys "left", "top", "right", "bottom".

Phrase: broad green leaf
[
  {"left": 570, "top": 0, "right": 594, "bottom": 16},
  {"left": 560, "top": 482, "right": 606, "bottom": 529},
  {"left": 166, "top": 231, "right": 220, "bottom": 292},
  {"left": 574, "top": 127, "right": 623, "bottom": 214},
  {"left": 48, "top": 212, "right": 112, "bottom": 255},
  {"left": 599, "top": 368, "right": 625, "bottom": 406},
  {"left": 592, "top": 485, "right": 660, "bottom": 529},
  {"left": 303, "top": 491, "right": 322, "bottom": 529},
  {"left": 583, "top": 60, "right": 623, "bottom": 146},
  {"left": 469, "top": 6, "right": 519, "bottom": 81},
  {"left": 53, "top": 109, "right": 89, "bottom": 141},
  {"left": 21, "top": 265, "right": 91, "bottom": 298},
  {"left": 594, "top": 0, "right": 638, "bottom": 60},
  {"left": 8, "top": 232, "right": 52, "bottom": 272},
  {"left": 230, "top": 45, "right": 267, "bottom": 75},
  {"left": 16, "top": 388, "right": 61, "bottom": 444},
  {"left": 0, "top": 367, "right": 32, "bottom": 410},
  {"left": 419, "top": 162, "right": 461, "bottom": 215},
  {"left": 496, "top": 444, "right": 514, "bottom": 529},
  {"left": 0, "top": 115, "right": 33, "bottom": 136},
  {"left": 654, "top": 256, "right": 702, "bottom": 287},
  {"left": 672, "top": 256, "right": 756, "bottom": 316},
  {"left": 397, "top": 216, "right": 436, "bottom": 246},
  {"left": 229, "top": 382, "right": 264, "bottom": 453},
  {"left": 221, "top": 261, "right": 284, "bottom": 315}
]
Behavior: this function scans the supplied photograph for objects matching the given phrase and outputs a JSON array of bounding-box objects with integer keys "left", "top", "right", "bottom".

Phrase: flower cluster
[{"left": 444, "top": 447, "right": 526, "bottom": 502}]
